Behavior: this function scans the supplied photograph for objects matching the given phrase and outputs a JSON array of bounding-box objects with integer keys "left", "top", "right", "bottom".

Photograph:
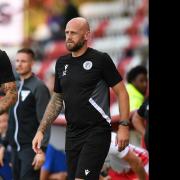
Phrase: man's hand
[
  {"left": 32, "top": 131, "right": 44, "bottom": 153},
  {"left": 0, "top": 146, "right": 5, "bottom": 166},
  {"left": 32, "top": 150, "right": 45, "bottom": 170},
  {"left": 116, "top": 125, "right": 129, "bottom": 151}
]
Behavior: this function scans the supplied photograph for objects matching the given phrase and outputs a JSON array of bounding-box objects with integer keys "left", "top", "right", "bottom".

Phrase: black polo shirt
[
  {"left": 0, "top": 50, "right": 15, "bottom": 85},
  {"left": 54, "top": 48, "right": 122, "bottom": 148}
]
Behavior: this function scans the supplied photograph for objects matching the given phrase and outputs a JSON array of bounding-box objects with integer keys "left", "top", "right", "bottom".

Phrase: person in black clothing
[
  {"left": 0, "top": 48, "right": 51, "bottom": 180},
  {"left": 32, "top": 17, "right": 130, "bottom": 180},
  {"left": 51, "top": 0, "right": 80, "bottom": 40},
  {"left": 0, "top": 50, "right": 17, "bottom": 115},
  {"left": 132, "top": 97, "right": 149, "bottom": 150},
  {"left": 61, "top": 0, "right": 80, "bottom": 30}
]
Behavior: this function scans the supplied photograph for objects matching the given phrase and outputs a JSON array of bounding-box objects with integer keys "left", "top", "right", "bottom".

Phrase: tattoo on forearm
[
  {"left": 0, "top": 82, "right": 17, "bottom": 115},
  {"left": 38, "top": 92, "right": 64, "bottom": 134}
]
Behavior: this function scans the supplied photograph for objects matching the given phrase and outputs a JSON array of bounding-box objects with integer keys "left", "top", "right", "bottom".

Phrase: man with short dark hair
[{"left": 0, "top": 50, "right": 17, "bottom": 114}]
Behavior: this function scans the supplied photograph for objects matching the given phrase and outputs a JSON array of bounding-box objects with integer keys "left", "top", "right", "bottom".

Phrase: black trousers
[
  {"left": 11, "top": 147, "right": 40, "bottom": 180},
  {"left": 66, "top": 128, "right": 111, "bottom": 180}
]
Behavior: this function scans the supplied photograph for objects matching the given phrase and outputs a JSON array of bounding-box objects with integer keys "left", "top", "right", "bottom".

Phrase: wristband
[{"left": 119, "top": 120, "right": 130, "bottom": 126}]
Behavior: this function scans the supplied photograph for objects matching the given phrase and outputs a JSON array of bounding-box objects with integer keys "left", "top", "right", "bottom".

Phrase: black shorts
[{"left": 66, "top": 128, "right": 111, "bottom": 180}]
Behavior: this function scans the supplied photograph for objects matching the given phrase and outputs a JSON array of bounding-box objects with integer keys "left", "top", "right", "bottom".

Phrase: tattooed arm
[
  {"left": 0, "top": 81, "right": 17, "bottom": 115},
  {"left": 38, "top": 92, "right": 64, "bottom": 134},
  {"left": 32, "top": 92, "right": 64, "bottom": 153}
]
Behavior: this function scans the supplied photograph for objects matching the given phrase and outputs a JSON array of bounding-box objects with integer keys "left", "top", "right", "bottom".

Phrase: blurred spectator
[
  {"left": 28, "top": 0, "right": 51, "bottom": 41},
  {"left": 132, "top": 97, "right": 149, "bottom": 150},
  {"left": 61, "top": 0, "right": 80, "bottom": 30},
  {"left": 126, "top": 65, "right": 148, "bottom": 147},
  {"left": 3, "top": 48, "right": 51, "bottom": 180},
  {"left": 100, "top": 132, "right": 149, "bottom": 180},
  {"left": 50, "top": 0, "right": 80, "bottom": 40},
  {"left": 0, "top": 112, "right": 13, "bottom": 180},
  {"left": 47, "top": 10, "right": 64, "bottom": 41},
  {"left": 111, "top": 65, "right": 148, "bottom": 146},
  {"left": 28, "top": 0, "right": 79, "bottom": 60},
  {"left": 126, "top": 65, "right": 148, "bottom": 111}
]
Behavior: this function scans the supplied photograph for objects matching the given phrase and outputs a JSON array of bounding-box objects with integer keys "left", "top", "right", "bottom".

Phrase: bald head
[
  {"left": 66, "top": 17, "right": 90, "bottom": 32},
  {"left": 65, "top": 17, "right": 90, "bottom": 54}
]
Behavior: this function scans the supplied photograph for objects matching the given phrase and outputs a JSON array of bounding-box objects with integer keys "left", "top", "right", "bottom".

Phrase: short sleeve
[
  {"left": 102, "top": 53, "right": 122, "bottom": 87},
  {"left": 0, "top": 50, "right": 15, "bottom": 84},
  {"left": 54, "top": 60, "right": 62, "bottom": 93}
]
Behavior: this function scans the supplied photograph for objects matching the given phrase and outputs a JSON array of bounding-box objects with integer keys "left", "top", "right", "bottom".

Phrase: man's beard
[{"left": 66, "top": 40, "right": 85, "bottom": 52}]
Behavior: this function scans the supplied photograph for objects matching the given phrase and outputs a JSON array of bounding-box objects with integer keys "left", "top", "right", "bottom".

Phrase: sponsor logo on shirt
[
  {"left": 62, "top": 64, "right": 69, "bottom": 76},
  {"left": 83, "top": 61, "right": 92, "bottom": 70},
  {"left": 21, "top": 90, "right": 30, "bottom": 101},
  {"left": 85, "top": 169, "right": 90, "bottom": 176}
]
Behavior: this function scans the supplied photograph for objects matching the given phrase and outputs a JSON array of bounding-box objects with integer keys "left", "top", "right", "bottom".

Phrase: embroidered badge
[{"left": 83, "top": 61, "right": 92, "bottom": 70}]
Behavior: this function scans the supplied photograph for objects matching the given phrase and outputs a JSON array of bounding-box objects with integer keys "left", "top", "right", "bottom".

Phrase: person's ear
[{"left": 84, "top": 31, "right": 90, "bottom": 41}]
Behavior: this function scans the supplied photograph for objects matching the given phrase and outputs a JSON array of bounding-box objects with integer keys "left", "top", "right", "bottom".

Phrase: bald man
[
  {"left": 32, "top": 17, "right": 130, "bottom": 180},
  {"left": 0, "top": 50, "right": 17, "bottom": 115}
]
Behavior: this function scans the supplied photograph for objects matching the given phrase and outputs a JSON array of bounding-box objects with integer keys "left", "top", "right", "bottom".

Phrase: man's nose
[
  {"left": 16, "top": 61, "right": 21, "bottom": 67},
  {"left": 66, "top": 32, "right": 72, "bottom": 39},
  {"left": 66, "top": 35, "right": 71, "bottom": 41}
]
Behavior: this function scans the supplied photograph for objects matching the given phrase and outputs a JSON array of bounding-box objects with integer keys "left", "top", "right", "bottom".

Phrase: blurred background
[
  {"left": 0, "top": 0, "right": 148, "bottom": 81},
  {"left": 0, "top": 1, "right": 149, "bottom": 178}
]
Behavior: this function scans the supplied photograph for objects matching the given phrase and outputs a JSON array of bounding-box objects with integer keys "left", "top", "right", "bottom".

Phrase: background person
[
  {"left": 100, "top": 132, "right": 149, "bottom": 180},
  {"left": 126, "top": 65, "right": 148, "bottom": 111},
  {"left": 4, "top": 48, "right": 50, "bottom": 180},
  {"left": 126, "top": 65, "right": 148, "bottom": 147}
]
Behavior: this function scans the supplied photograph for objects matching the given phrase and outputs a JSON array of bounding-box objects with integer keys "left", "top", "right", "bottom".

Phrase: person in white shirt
[{"left": 100, "top": 132, "right": 149, "bottom": 180}]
